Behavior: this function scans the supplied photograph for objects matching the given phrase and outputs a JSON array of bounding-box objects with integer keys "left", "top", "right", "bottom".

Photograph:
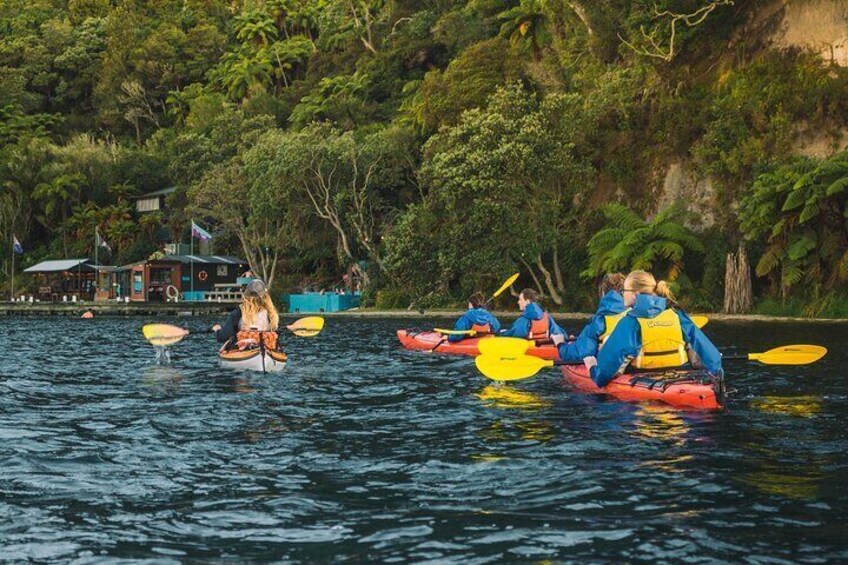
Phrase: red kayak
[
  {"left": 397, "top": 329, "right": 560, "bottom": 360},
  {"left": 560, "top": 364, "right": 725, "bottom": 410}
]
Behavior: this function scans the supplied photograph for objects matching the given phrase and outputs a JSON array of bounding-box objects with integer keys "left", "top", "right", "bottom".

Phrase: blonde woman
[
  {"left": 583, "top": 270, "right": 723, "bottom": 387},
  {"left": 212, "top": 279, "right": 280, "bottom": 351}
]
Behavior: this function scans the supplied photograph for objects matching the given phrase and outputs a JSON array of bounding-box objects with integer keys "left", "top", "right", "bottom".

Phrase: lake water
[{"left": 0, "top": 316, "right": 846, "bottom": 562}]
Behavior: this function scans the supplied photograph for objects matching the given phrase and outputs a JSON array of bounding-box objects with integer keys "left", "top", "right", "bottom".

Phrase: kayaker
[
  {"left": 448, "top": 292, "right": 501, "bottom": 342},
  {"left": 582, "top": 270, "right": 723, "bottom": 387},
  {"left": 212, "top": 279, "right": 280, "bottom": 351},
  {"left": 501, "top": 288, "right": 565, "bottom": 340},
  {"left": 551, "top": 273, "right": 626, "bottom": 362}
]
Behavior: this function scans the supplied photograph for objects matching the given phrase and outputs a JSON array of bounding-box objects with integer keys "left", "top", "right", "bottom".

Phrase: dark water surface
[{"left": 1, "top": 316, "right": 846, "bottom": 563}]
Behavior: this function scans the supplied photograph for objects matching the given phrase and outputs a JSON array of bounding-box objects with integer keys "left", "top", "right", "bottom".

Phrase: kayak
[
  {"left": 560, "top": 364, "right": 725, "bottom": 410},
  {"left": 218, "top": 348, "right": 288, "bottom": 373},
  {"left": 397, "top": 329, "right": 559, "bottom": 360}
]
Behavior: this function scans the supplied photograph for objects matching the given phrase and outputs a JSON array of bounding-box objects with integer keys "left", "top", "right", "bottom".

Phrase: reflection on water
[
  {"left": 741, "top": 465, "right": 824, "bottom": 500},
  {"left": 751, "top": 395, "right": 823, "bottom": 418},
  {"left": 477, "top": 384, "right": 552, "bottom": 410}
]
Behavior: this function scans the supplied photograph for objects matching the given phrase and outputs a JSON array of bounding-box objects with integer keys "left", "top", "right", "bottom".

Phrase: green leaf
[
  {"left": 786, "top": 233, "right": 817, "bottom": 261},
  {"left": 781, "top": 189, "right": 807, "bottom": 212},
  {"left": 825, "top": 176, "right": 848, "bottom": 196}
]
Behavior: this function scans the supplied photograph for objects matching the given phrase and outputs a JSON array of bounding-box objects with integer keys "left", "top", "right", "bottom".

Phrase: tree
[
  {"left": 583, "top": 204, "right": 705, "bottom": 282},
  {"left": 387, "top": 84, "right": 595, "bottom": 304},
  {"left": 740, "top": 152, "right": 848, "bottom": 298},
  {"left": 187, "top": 156, "right": 294, "bottom": 289}
]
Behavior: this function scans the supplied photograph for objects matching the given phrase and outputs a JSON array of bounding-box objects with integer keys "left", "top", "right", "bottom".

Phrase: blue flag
[
  {"left": 191, "top": 221, "right": 212, "bottom": 241},
  {"left": 13, "top": 235, "right": 23, "bottom": 255}
]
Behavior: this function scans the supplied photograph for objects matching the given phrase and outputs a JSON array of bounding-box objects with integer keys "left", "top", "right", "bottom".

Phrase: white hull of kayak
[{"left": 218, "top": 350, "right": 287, "bottom": 373}]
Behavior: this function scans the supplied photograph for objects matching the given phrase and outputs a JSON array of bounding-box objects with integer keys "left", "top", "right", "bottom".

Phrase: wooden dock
[{"left": 0, "top": 301, "right": 235, "bottom": 316}]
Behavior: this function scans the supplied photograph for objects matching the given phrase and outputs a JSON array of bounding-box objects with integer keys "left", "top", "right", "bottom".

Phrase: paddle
[
  {"left": 721, "top": 345, "right": 827, "bottom": 365},
  {"left": 691, "top": 315, "right": 708, "bottom": 328},
  {"left": 475, "top": 342, "right": 827, "bottom": 382},
  {"left": 142, "top": 316, "right": 325, "bottom": 346},
  {"left": 484, "top": 272, "right": 519, "bottom": 307}
]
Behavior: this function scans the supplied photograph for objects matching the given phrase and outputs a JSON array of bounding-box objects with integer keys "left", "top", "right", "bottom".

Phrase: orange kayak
[
  {"left": 560, "top": 364, "right": 725, "bottom": 410},
  {"left": 396, "top": 329, "right": 559, "bottom": 360}
]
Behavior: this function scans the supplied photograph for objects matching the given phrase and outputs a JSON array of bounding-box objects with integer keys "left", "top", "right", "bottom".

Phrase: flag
[
  {"left": 96, "top": 228, "right": 111, "bottom": 255},
  {"left": 191, "top": 220, "right": 213, "bottom": 241},
  {"left": 12, "top": 235, "right": 23, "bottom": 255}
]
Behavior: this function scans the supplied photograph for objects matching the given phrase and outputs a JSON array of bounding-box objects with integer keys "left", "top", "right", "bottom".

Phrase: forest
[{"left": 2, "top": 0, "right": 847, "bottom": 316}]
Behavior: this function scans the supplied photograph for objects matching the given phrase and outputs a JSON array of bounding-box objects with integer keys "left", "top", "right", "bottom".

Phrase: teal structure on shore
[{"left": 286, "top": 292, "right": 361, "bottom": 313}]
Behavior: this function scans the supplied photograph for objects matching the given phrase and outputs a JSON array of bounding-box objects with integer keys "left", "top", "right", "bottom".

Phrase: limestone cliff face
[{"left": 773, "top": 0, "right": 848, "bottom": 66}]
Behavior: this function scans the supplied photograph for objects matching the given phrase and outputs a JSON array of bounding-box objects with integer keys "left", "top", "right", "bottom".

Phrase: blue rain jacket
[
  {"left": 448, "top": 307, "right": 502, "bottom": 342},
  {"left": 501, "top": 302, "right": 565, "bottom": 338},
  {"left": 557, "top": 291, "right": 626, "bottom": 363},
  {"left": 589, "top": 294, "right": 724, "bottom": 387}
]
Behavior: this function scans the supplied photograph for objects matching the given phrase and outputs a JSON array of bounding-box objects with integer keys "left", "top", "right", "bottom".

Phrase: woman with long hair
[
  {"left": 212, "top": 279, "right": 280, "bottom": 351},
  {"left": 583, "top": 270, "right": 722, "bottom": 387}
]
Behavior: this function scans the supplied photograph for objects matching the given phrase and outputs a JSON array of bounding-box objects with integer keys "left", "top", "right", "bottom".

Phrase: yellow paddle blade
[
  {"left": 287, "top": 316, "right": 324, "bottom": 336},
  {"left": 691, "top": 315, "right": 708, "bottom": 328},
  {"left": 475, "top": 353, "right": 553, "bottom": 381},
  {"left": 434, "top": 328, "right": 476, "bottom": 336},
  {"left": 492, "top": 272, "right": 519, "bottom": 299},
  {"left": 748, "top": 345, "right": 827, "bottom": 365},
  {"left": 477, "top": 336, "right": 532, "bottom": 357},
  {"left": 142, "top": 324, "right": 189, "bottom": 347}
]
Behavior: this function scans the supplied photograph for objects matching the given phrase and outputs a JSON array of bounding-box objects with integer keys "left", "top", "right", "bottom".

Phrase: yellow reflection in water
[
  {"left": 738, "top": 440, "right": 825, "bottom": 500},
  {"left": 741, "top": 467, "right": 822, "bottom": 499},
  {"left": 630, "top": 405, "right": 691, "bottom": 444},
  {"left": 142, "top": 365, "right": 184, "bottom": 389},
  {"left": 475, "top": 385, "right": 554, "bottom": 450},
  {"left": 751, "top": 395, "right": 823, "bottom": 418},
  {"left": 476, "top": 384, "right": 552, "bottom": 410}
]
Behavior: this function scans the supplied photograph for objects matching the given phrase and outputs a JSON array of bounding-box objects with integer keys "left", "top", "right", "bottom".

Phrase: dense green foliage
[{"left": 2, "top": 0, "right": 848, "bottom": 314}]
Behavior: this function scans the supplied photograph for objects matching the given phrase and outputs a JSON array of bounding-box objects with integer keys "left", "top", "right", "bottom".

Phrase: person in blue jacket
[
  {"left": 582, "top": 270, "right": 723, "bottom": 388},
  {"left": 501, "top": 288, "right": 565, "bottom": 340},
  {"left": 551, "top": 273, "right": 627, "bottom": 362},
  {"left": 448, "top": 292, "right": 501, "bottom": 342}
]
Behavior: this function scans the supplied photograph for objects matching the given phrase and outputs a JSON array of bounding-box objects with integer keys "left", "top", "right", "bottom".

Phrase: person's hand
[
  {"left": 212, "top": 324, "right": 222, "bottom": 332},
  {"left": 236, "top": 338, "right": 257, "bottom": 350},
  {"left": 583, "top": 356, "right": 598, "bottom": 371},
  {"left": 551, "top": 333, "right": 565, "bottom": 346}
]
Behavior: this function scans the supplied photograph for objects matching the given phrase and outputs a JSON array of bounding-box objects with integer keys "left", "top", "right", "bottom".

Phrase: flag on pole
[
  {"left": 12, "top": 236, "right": 23, "bottom": 255},
  {"left": 95, "top": 228, "right": 111, "bottom": 255},
  {"left": 191, "top": 220, "right": 213, "bottom": 241}
]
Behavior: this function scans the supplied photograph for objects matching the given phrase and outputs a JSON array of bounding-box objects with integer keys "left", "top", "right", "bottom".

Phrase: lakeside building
[{"left": 22, "top": 255, "right": 248, "bottom": 303}]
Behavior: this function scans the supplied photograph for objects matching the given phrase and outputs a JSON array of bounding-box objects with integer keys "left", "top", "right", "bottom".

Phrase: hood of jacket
[
  {"left": 596, "top": 291, "right": 625, "bottom": 316},
  {"left": 628, "top": 294, "right": 667, "bottom": 318},
  {"left": 522, "top": 301, "right": 545, "bottom": 320}
]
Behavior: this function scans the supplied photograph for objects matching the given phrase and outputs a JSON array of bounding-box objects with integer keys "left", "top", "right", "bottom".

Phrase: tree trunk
[
  {"left": 518, "top": 255, "right": 546, "bottom": 299},
  {"left": 723, "top": 244, "right": 753, "bottom": 314},
  {"left": 536, "top": 254, "right": 564, "bottom": 305}
]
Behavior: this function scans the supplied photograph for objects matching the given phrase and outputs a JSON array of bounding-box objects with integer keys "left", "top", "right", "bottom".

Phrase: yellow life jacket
[
  {"left": 633, "top": 308, "right": 688, "bottom": 369},
  {"left": 599, "top": 309, "right": 630, "bottom": 346}
]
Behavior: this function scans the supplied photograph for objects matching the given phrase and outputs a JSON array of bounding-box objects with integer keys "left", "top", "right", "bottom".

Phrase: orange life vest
[
  {"left": 528, "top": 312, "right": 550, "bottom": 340},
  {"left": 471, "top": 323, "right": 492, "bottom": 334},
  {"left": 235, "top": 330, "right": 278, "bottom": 351}
]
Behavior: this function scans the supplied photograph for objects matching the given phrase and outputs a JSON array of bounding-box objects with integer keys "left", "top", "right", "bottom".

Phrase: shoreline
[{"left": 1, "top": 302, "right": 846, "bottom": 322}]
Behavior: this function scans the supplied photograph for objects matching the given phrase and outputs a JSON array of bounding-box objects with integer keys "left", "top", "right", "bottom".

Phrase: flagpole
[
  {"left": 94, "top": 226, "right": 99, "bottom": 294},
  {"left": 9, "top": 236, "right": 14, "bottom": 302},
  {"left": 190, "top": 220, "right": 194, "bottom": 299}
]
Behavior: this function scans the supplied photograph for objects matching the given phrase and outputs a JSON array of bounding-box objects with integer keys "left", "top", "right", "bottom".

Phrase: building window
[
  {"left": 217, "top": 265, "right": 228, "bottom": 276},
  {"left": 137, "top": 198, "right": 160, "bottom": 212}
]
